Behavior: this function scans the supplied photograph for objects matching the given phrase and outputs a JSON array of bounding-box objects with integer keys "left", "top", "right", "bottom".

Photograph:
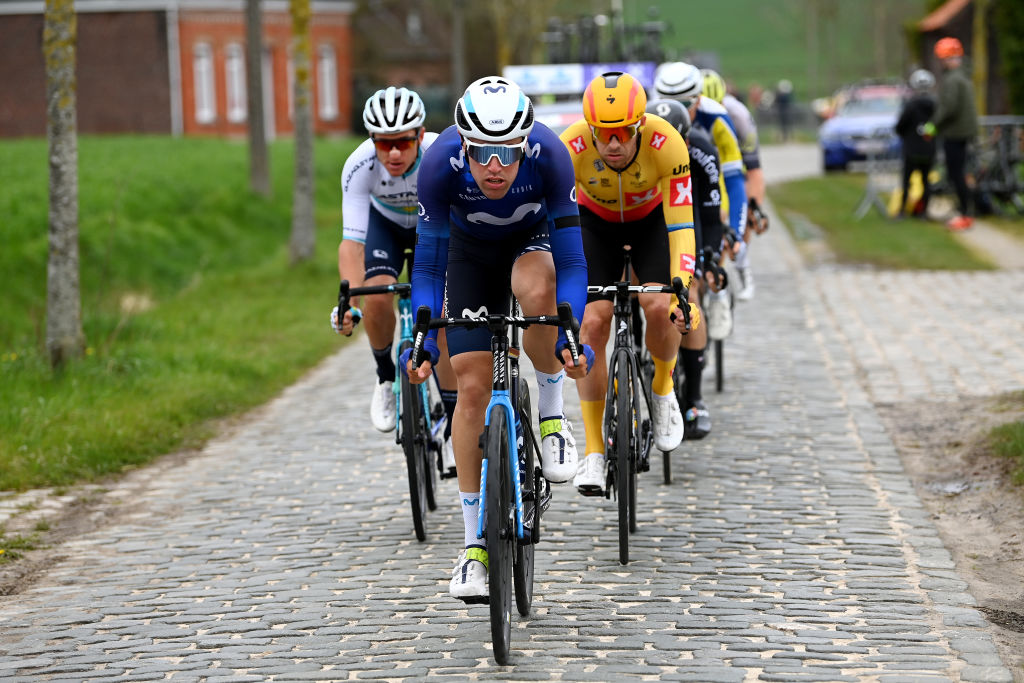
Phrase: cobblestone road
[{"left": 1, "top": 147, "right": 1022, "bottom": 681}]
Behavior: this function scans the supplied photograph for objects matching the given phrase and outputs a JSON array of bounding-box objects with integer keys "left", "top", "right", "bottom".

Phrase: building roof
[{"left": 918, "top": 0, "right": 971, "bottom": 32}]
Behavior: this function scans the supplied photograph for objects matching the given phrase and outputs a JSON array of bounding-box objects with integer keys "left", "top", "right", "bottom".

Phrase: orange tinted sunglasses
[
  {"left": 372, "top": 135, "right": 419, "bottom": 152},
  {"left": 590, "top": 122, "right": 642, "bottom": 145}
]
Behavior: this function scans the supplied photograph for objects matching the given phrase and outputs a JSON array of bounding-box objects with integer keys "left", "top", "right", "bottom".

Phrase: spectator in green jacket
[{"left": 932, "top": 36, "right": 978, "bottom": 231}]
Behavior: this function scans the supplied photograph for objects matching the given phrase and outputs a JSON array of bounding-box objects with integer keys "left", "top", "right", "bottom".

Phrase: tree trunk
[
  {"left": 44, "top": 0, "right": 84, "bottom": 368},
  {"left": 289, "top": 0, "right": 315, "bottom": 264},
  {"left": 247, "top": 0, "right": 271, "bottom": 197}
]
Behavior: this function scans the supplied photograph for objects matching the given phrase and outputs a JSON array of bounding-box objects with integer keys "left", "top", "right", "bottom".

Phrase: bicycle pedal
[
  {"left": 576, "top": 485, "right": 605, "bottom": 498},
  {"left": 440, "top": 467, "right": 458, "bottom": 480},
  {"left": 456, "top": 595, "right": 489, "bottom": 605}
]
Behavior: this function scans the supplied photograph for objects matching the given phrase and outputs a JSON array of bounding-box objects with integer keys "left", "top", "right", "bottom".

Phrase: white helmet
[
  {"left": 654, "top": 62, "right": 703, "bottom": 102},
  {"left": 454, "top": 76, "right": 534, "bottom": 143},
  {"left": 909, "top": 69, "right": 935, "bottom": 91},
  {"left": 362, "top": 86, "right": 425, "bottom": 135}
]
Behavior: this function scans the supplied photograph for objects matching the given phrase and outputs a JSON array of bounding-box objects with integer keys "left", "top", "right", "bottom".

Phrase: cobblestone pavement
[{"left": 1, "top": 150, "right": 1022, "bottom": 681}]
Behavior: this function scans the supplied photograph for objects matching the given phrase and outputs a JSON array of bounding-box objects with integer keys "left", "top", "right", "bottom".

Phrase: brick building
[{"left": 0, "top": 0, "right": 353, "bottom": 138}]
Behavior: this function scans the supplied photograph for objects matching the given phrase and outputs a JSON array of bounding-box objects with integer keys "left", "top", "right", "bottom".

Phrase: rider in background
[
  {"left": 701, "top": 68, "right": 766, "bottom": 301},
  {"left": 560, "top": 71, "right": 700, "bottom": 495},
  {"left": 645, "top": 97, "right": 725, "bottom": 440},
  {"left": 654, "top": 62, "right": 749, "bottom": 295},
  {"left": 406, "top": 77, "right": 593, "bottom": 601},
  {"left": 331, "top": 87, "right": 456, "bottom": 474}
]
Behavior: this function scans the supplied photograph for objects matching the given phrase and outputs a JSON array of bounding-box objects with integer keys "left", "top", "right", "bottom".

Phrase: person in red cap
[{"left": 932, "top": 37, "right": 978, "bottom": 230}]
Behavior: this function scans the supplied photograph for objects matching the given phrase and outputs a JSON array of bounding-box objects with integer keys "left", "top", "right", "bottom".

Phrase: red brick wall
[
  {"left": 179, "top": 8, "right": 351, "bottom": 138},
  {"left": 0, "top": 12, "right": 170, "bottom": 137}
]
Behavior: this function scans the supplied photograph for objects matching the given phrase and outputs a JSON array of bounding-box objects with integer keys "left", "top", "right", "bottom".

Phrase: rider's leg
[
  {"left": 680, "top": 279, "right": 711, "bottom": 438},
  {"left": 577, "top": 299, "right": 613, "bottom": 452},
  {"left": 512, "top": 250, "right": 578, "bottom": 483},
  {"left": 362, "top": 273, "right": 399, "bottom": 380}
]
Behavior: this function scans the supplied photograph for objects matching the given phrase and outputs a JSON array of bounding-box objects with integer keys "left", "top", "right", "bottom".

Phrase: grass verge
[
  {"left": 990, "top": 392, "right": 1024, "bottom": 486},
  {"left": 770, "top": 173, "right": 994, "bottom": 270},
  {"left": 1, "top": 135, "right": 357, "bottom": 491}
]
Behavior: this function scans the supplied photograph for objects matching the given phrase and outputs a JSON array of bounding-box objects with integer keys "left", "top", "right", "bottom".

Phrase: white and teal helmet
[
  {"left": 362, "top": 86, "right": 425, "bottom": 135},
  {"left": 454, "top": 77, "right": 534, "bottom": 143}
]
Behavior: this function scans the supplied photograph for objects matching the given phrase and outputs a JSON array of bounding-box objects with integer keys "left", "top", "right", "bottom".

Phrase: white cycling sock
[
  {"left": 735, "top": 241, "right": 750, "bottom": 269},
  {"left": 460, "top": 491, "right": 481, "bottom": 547},
  {"left": 535, "top": 369, "right": 565, "bottom": 421}
]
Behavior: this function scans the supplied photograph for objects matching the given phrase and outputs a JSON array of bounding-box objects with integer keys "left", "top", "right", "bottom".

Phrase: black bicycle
[
  {"left": 588, "top": 252, "right": 688, "bottom": 565},
  {"left": 338, "top": 280, "right": 449, "bottom": 542},
  {"left": 410, "top": 300, "right": 578, "bottom": 665}
]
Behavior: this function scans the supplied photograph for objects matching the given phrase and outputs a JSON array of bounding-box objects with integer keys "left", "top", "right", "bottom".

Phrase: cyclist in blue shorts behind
[
  {"left": 331, "top": 87, "right": 457, "bottom": 474},
  {"left": 404, "top": 76, "right": 594, "bottom": 601}
]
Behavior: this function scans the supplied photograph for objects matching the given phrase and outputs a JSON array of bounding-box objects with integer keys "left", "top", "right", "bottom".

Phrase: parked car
[{"left": 818, "top": 84, "right": 908, "bottom": 171}]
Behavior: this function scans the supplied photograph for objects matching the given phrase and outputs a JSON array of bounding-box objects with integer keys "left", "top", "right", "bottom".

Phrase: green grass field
[
  {"left": 770, "top": 173, "right": 995, "bottom": 269},
  {"left": 1, "top": 135, "right": 359, "bottom": 491}
]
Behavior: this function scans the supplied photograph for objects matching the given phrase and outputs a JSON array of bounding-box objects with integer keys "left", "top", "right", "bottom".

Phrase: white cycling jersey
[
  {"left": 340, "top": 132, "right": 439, "bottom": 243},
  {"left": 721, "top": 94, "right": 760, "bottom": 163}
]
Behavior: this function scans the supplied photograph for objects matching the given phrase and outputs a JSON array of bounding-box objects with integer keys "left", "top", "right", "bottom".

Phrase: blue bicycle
[
  {"left": 410, "top": 300, "right": 579, "bottom": 665},
  {"left": 338, "top": 280, "right": 450, "bottom": 542}
]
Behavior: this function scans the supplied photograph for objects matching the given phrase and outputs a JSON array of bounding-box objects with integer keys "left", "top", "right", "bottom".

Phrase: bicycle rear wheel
[
  {"left": 513, "top": 378, "right": 535, "bottom": 617},
  {"left": 614, "top": 357, "right": 633, "bottom": 565},
  {"left": 399, "top": 341, "right": 429, "bottom": 542},
  {"left": 484, "top": 409, "right": 513, "bottom": 665}
]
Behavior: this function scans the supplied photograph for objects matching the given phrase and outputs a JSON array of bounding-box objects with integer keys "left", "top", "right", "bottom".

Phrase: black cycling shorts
[
  {"left": 443, "top": 222, "right": 551, "bottom": 356},
  {"left": 364, "top": 209, "right": 416, "bottom": 280},
  {"left": 579, "top": 204, "right": 671, "bottom": 302}
]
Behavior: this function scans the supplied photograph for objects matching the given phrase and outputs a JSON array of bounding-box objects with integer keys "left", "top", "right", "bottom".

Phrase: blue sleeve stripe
[{"left": 666, "top": 222, "right": 694, "bottom": 232}]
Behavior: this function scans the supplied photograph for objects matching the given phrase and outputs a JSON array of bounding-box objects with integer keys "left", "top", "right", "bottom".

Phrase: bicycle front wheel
[
  {"left": 399, "top": 342, "right": 429, "bottom": 542},
  {"left": 484, "top": 409, "right": 513, "bottom": 664},
  {"left": 614, "top": 357, "right": 633, "bottom": 565},
  {"left": 513, "top": 378, "right": 535, "bottom": 617}
]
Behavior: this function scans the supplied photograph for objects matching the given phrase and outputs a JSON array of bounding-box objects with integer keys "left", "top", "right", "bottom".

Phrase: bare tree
[
  {"left": 289, "top": 0, "right": 315, "bottom": 264},
  {"left": 43, "top": 0, "right": 84, "bottom": 368},
  {"left": 246, "top": 0, "right": 270, "bottom": 197}
]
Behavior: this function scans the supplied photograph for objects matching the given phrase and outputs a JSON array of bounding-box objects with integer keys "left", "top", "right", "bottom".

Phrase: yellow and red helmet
[
  {"left": 934, "top": 37, "right": 964, "bottom": 59},
  {"left": 583, "top": 72, "right": 647, "bottom": 128}
]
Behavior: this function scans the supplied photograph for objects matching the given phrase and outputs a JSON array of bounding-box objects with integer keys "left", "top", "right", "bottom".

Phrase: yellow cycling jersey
[{"left": 560, "top": 114, "right": 697, "bottom": 284}]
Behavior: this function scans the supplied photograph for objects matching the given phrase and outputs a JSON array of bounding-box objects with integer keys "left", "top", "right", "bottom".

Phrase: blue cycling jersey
[{"left": 411, "top": 123, "right": 588, "bottom": 345}]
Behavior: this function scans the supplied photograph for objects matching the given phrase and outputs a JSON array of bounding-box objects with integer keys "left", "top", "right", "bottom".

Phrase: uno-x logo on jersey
[
  {"left": 649, "top": 132, "right": 667, "bottom": 150},
  {"left": 462, "top": 306, "right": 488, "bottom": 320},
  {"left": 680, "top": 253, "right": 696, "bottom": 274},
  {"left": 670, "top": 177, "right": 692, "bottom": 206},
  {"left": 569, "top": 135, "right": 587, "bottom": 154},
  {"left": 625, "top": 189, "right": 658, "bottom": 206}
]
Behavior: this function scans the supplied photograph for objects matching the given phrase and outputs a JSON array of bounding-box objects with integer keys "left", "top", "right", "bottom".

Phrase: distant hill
[{"left": 614, "top": 0, "right": 927, "bottom": 99}]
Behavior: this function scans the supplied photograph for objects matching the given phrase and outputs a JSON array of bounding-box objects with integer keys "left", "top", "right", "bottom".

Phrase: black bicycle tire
[
  {"left": 615, "top": 357, "right": 632, "bottom": 565},
  {"left": 715, "top": 339, "right": 724, "bottom": 393},
  {"left": 422, "top": 384, "right": 438, "bottom": 512},
  {"left": 485, "top": 410, "right": 513, "bottom": 665},
  {"left": 399, "top": 342, "right": 428, "bottom": 542},
  {"left": 513, "top": 377, "right": 535, "bottom": 616},
  {"left": 628, "top": 369, "right": 638, "bottom": 535}
]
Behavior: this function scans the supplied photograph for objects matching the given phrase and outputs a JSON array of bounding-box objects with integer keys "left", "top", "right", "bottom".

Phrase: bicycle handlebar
[
  {"left": 337, "top": 280, "right": 412, "bottom": 327},
  {"left": 586, "top": 276, "right": 692, "bottom": 330},
  {"left": 409, "top": 302, "right": 581, "bottom": 370}
]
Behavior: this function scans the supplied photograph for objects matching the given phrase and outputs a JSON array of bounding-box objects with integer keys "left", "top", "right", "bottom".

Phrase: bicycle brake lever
[
  {"left": 556, "top": 302, "right": 580, "bottom": 364},
  {"left": 412, "top": 305, "right": 432, "bottom": 367}
]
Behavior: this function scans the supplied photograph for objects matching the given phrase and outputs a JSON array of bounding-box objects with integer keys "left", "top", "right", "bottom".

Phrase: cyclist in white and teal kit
[{"left": 331, "top": 87, "right": 457, "bottom": 471}]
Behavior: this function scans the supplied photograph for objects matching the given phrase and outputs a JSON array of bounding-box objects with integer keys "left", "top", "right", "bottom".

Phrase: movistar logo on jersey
[
  {"left": 466, "top": 203, "right": 542, "bottom": 225},
  {"left": 450, "top": 147, "right": 466, "bottom": 171},
  {"left": 462, "top": 306, "right": 488, "bottom": 320},
  {"left": 526, "top": 141, "right": 541, "bottom": 159}
]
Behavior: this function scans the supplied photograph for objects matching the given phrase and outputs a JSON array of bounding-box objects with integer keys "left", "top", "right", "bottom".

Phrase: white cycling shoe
[
  {"left": 706, "top": 289, "right": 733, "bottom": 340},
  {"left": 450, "top": 546, "right": 488, "bottom": 603},
  {"left": 370, "top": 379, "right": 396, "bottom": 432},
  {"left": 651, "top": 393, "right": 684, "bottom": 452},
  {"left": 736, "top": 267, "right": 756, "bottom": 301},
  {"left": 539, "top": 417, "right": 578, "bottom": 483},
  {"left": 574, "top": 452, "right": 607, "bottom": 496}
]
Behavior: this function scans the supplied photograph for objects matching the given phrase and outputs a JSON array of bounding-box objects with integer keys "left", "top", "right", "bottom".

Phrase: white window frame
[
  {"left": 225, "top": 43, "right": 247, "bottom": 123},
  {"left": 317, "top": 44, "right": 338, "bottom": 121},
  {"left": 193, "top": 42, "right": 216, "bottom": 124}
]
